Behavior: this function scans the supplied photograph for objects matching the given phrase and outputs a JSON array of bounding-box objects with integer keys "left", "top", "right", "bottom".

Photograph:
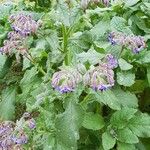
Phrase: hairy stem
[
  {"left": 62, "top": 25, "right": 69, "bottom": 66},
  {"left": 24, "top": 52, "right": 46, "bottom": 76}
]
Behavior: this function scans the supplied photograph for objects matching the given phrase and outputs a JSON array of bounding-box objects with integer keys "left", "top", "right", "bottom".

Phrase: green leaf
[
  {"left": 138, "top": 51, "right": 150, "bottom": 64},
  {"left": 110, "top": 108, "right": 137, "bottom": 129},
  {"left": 0, "top": 87, "right": 16, "bottom": 120},
  {"left": 69, "top": 31, "right": 92, "bottom": 56},
  {"left": 113, "top": 88, "right": 138, "bottom": 108},
  {"left": 110, "top": 16, "right": 127, "bottom": 32},
  {"left": 82, "top": 112, "right": 105, "bottom": 130},
  {"left": 118, "top": 58, "right": 133, "bottom": 70},
  {"left": 129, "top": 113, "right": 150, "bottom": 138},
  {"left": 76, "top": 49, "right": 105, "bottom": 65},
  {"left": 131, "top": 15, "right": 150, "bottom": 33},
  {"left": 91, "top": 18, "right": 110, "bottom": 40},
  {"left": 55, "top": 100, "right": 84, "bottom": 149},
  {"left": 102, "top": 132, "right": 116, "bottom": 150},
  {"left": 20, "top": 67, "right": 38, "bottom": 88},
  {"left": 117, "top": 71, "right": 135, "bottom": 87},
  {"left": 92, "top": 89, "right": 121, "bottom": 110},
  {"left": 0, "top": 54, "right": 7, "bottom": 78},
  {"left": 117, "top": 128, "right": 139, "bottom": 144},
  {"left": 117, "top": 142, "right": 136, "bottom": 150},
  {"left": 45, "top": 31, "right": 60, "bottom": 52},
  {"left": 0, "top": 55, "right": 12, "bottom": 79},
  {"left": 22, "top": 57, "right": 31, "bottom": 70},
  {"left": 0, "top": 4, "right": 13, "bottom": 19},
  {"left": 124, "top": 0, "right": 140, "bottom": 7}
]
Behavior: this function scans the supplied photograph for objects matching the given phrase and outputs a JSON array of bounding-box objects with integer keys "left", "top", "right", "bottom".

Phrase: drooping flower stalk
[
  {"left": 51, "top": 68, "right": 82, "bottom": 93},
  {"left": 108, "top": 32, "right": 146, "bottom": 54}
]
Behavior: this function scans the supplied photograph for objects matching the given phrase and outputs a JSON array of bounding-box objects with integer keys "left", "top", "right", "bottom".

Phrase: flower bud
[
  {"left": 27, "top": 118, "right": 36, "bottom": 129},
  {"left": 106, "top": 54, "right": 118, "bottom": 69},
  {"left": 102, "top": 0, "right": 109, "bottom": 6},
  {"left": 83, "top": 63, "right": 115, "bottom": 91},
  {"left": 81, "top": 0, "right": 90, "bottom": 10},
  {"left": 52, "top": 68, "right": 82, "bottom": 93}
]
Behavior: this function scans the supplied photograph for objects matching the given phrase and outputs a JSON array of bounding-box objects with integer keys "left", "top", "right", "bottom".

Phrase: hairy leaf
[
  {"left": 0, "top": 87, "right": 16, "bottom": 120},
  {"left": 102, "top": 132, "right": 116, "bottom": 150},
  {"left": 55, "top": 100, "right": 84, "bottom": 149},
  {"left": 117, "top": 71, "right": 135, "bottom": 87},
  {"left": 82, "top": 112, "right": 105, "bottom": 130}
]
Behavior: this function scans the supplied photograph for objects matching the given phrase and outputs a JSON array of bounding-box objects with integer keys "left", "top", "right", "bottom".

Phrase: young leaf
[
  {"left": 76, "top": 49, "right": 104, "bottom": 65},
  {"left": 117, "top": 128, "right": 139, "bottom": 144},
  {"left": 111, "top": 16, "right": 127, "bottom": 32},
  {"left": 82, "top": 112, "right": 105, "bottom": 130},
  {"left": 117, "top": 71, "right": 135, "bottom": 87},
  {"left": 92, "top": 90, "right": 121, "bottom": 110},
  {"left": 91, "top": 18, "right": 110, "bottom": 40},
  {"left": 110, "top": 108, "right": 137, "bottom": 129},
  {"left": 138, "top": 51, "right": 150, "bottom": 64},
  {"left": 128, "top": 113, "right": 150, "bottom": 138},
  {"left": 118, "top": 58, "right": 133, "bottom": 71},
  {"left": 102, "top": 132, "right": 116, "bottom": 150}
]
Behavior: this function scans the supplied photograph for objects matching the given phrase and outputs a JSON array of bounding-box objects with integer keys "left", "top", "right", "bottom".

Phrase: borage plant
[{"left": 1, "top": 0, "right": 150, "bottom": 149}]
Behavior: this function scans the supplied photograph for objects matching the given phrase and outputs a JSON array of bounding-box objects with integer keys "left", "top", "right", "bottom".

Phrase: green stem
[
  {"left": 62, "top": 25, "right": 69, "bottom": 65},
  {"left": 25, "top": 53, "right": 46, "bottom": 76},
  {"left": 118, "top": 45, "right": 125, "bottom": 59}
]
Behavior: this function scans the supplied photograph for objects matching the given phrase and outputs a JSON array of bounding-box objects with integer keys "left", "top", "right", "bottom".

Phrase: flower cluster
[
  {"left": 108, "top": 32, "right": 146, "bottom": 54},
  {"left": 0, "top": 13, "right": 41, "bottom": 55},
  {"left": 83, "top": 63, "right": 115, "bottom": 91},
  {"left": 51, "top": 68, "right": 82, "bottom": 93},
  {"left": 9, "top": 14, "right": 41, "bottom": 36},
  {"left": 52, "top": 54, "right": 117, "bottom": 93},
  {"left": 0, "top": 121, "right": 27, "bottom": 149},
  {"left": 0, "top": 113, "right": 36, "bottom": 149},
  {"left": 0, "top": 31, "right": 27, "bottom": 55}
]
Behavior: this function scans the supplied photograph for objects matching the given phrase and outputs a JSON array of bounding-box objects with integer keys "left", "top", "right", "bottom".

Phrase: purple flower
[
  {"left": 52, "top": 69, "right": 82, "bottom": 93},
  {"left": 9, "top": 14, "right": 41, "bottom": 36},
  {"left": 127, "top": 36, "right": 146, "bottom": 54},
  {"left": 108, "top": 33, "right": 116, "bottom": 45},
  {"left": 28, "top": 118, "right": 36, "bottom": 129},
  {"left": 108, "top": 32, "right": 146, "bottom": 54},
  {"left": 83, "top": 63, "right": 115, "bottom": 91},
  {"left": 102, "top": 0, "right": 110, "bottom": 6},
  {"left": 11, "top": 134, "right": 28, "bottom": 145},
  {"left": 106, "top": 54, "right": 118, "bottom": 69}
]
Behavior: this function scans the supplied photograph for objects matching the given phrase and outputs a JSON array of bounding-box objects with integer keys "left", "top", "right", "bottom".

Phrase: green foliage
[
  {"left": 55, "top": 100, "right": 84, "bottom": 149},
  {"left": 0, "top": 87, "right": 16, "bottom": 120},
  {"left": 117, "top": 71, "right": 135, "bottom": 87},
  {"left": 82, "top": 112, "right": 105, "bottom": 130},
  {"left": 0, "top": 0, "right": 150, "bottom": 149}
]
